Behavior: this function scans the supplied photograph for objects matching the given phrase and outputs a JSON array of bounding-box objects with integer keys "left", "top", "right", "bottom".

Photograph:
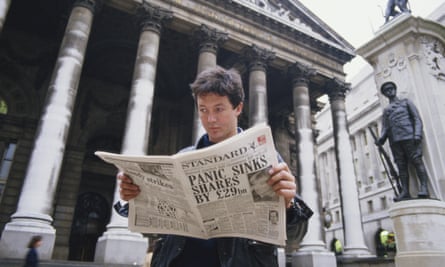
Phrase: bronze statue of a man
[
  {"left": 376, "top": 81, "right": 430, "bottom": 201},
  {"left": 384, "top": 0, "right": 410, "bottom": 23}
]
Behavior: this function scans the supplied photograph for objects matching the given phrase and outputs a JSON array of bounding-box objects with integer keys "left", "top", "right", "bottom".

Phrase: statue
[
  {"left": 375, "top": 81, "right": 430, "bottom": 201},
  {"left": 384, "top": 0, "right": 411, "bottom": 23}
]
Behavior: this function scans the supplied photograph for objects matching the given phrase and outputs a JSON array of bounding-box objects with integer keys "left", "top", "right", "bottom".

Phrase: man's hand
[
  {"left": 267, "top": 162, "right": 297, "bottom": 208},
  {"left": 117, "top": 172, "right": 141, "bottom": 201}
]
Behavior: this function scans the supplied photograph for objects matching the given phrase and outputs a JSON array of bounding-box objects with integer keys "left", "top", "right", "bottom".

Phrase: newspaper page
[{"left": 95, "top": 124, "right": 286, "bottom": 246}]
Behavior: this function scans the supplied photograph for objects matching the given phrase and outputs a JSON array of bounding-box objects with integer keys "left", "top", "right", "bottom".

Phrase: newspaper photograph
[{"left": 95, "top": 124, "right": 286, "bottom": 246}]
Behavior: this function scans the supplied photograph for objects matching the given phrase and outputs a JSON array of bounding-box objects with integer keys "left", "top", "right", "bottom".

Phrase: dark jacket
[
  {"left": 380, "top": 98, "right": 423, "bottom": 144},
  {"left": 24, "top": 248, "right": 39, "bottom": 267},
  {"left": 114, "top": 131, "right": 310, "bottom": 267}
]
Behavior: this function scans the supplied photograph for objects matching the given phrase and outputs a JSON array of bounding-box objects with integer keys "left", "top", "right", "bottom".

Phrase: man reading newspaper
[{"left": 116, "top": 66, "right": 303, "bottom": 267}]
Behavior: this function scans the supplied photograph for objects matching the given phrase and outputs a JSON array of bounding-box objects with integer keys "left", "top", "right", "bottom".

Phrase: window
[
  {"left": 0, "top": 98, "right": 7, "bottom": 114},
  {"left": 367, "top": 200, "right": 374, "bottom": 213},
  {"left": 335, "top": 210, "right": 340, "bottom": 223},
  {"left": 0, "top": 142, "right": 17, "bottom": 201},
  {"left": 380, "top": 196, "right": 387, "bottom": 210}
]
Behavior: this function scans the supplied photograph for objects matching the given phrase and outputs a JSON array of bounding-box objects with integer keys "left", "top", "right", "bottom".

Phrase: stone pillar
[
  {"left": 0, "top": 0, "right": 10, "bottom": 33},
  {"left": 289, "top": 63, "right": 337, "bottom": 267},
  {"left": 0, "top": 0, "right": 101, "bottom": 260},
  {"left": 94, "top": 2, "right": 172, "bottom": 266},
  {"left": 243, "top": 44, "right": 275, "bottom": 126},
  {"left": 326, "top": 78, "right": 370, "bottom": 257},
  {"left": 192, "top": 24, "right": 227, "bottom": 142},
  {"left": 389, "top": 199, "right": 445, "bottom": 267}
]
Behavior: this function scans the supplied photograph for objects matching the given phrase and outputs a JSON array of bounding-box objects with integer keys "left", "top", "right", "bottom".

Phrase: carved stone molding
[
  {"left": 74, "top": 0, "right": 103, "bottom": 14},
  {"left": 193, "top": 24, "right": 228, "bottom": 54},
  {"left": 242, "top": 44, "right": 276, "bottom": 71},
  {"left": 325, "top": 77, "right": 350, "bottom": 101},
  {"left": 420, "top": 36, "right": 445, "bottom": 81},
  {"left": 288, "top": 61, "right": 316, "bottom": 86},
  {"left": 136, "top": 2, "right": 173, "bottom": 34}
]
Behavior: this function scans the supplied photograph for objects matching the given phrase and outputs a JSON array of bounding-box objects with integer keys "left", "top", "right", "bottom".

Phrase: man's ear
[{"left": 235, "top": 102, "right": 243, "bottom": 116}]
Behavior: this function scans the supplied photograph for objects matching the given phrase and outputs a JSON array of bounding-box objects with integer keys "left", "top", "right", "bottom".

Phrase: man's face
[{"left": 197, "top": 93, "right": 243, "bottom": 143}]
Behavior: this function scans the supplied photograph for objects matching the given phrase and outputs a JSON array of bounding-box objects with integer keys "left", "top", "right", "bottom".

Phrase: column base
[
  {"left": 341, "top": 246, "right": 371, "bottom": 257},
  {"left": 94, "top": 229, "right": 148, "bottom": 266},
  {"left": 0, "top": 216, "right": 56, "bottom": 260},
  {"left": 291, "top": 250, "right": 337, "bottom": 267}
]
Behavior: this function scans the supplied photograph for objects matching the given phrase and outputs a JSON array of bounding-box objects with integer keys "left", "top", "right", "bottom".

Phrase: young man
[
  {"left": 376, "top": 81, "right": 430, "bottom": 201},
  {"left": 117, "top": 66, "right": 302, "bottom": 267}
]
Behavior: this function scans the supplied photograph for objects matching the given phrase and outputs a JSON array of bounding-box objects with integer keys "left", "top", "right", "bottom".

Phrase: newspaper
[{"left": 95, "top": 124, "right": 286, "bottom": 246}]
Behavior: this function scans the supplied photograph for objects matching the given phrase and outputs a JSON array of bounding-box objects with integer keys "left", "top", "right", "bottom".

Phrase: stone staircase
[{"left": 0, "top": 259, "right": 142, "bottom": 267}]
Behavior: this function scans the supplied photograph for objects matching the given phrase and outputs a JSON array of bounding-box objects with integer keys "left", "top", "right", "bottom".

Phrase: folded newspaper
[{"left": 95, "top": 124, "right": 286, "bottom": 246}]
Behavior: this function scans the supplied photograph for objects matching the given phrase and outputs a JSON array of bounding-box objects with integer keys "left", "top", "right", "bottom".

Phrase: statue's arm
[
  {"left": 406, "top": 99, "right": 423, "bottom": 140},
  {"left": 377, "top": 111, "right": 389, "bottom": 145}
]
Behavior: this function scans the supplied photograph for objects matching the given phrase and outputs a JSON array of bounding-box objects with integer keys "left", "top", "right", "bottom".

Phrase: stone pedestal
[
  {"left": 0, "top": 218, "right": 55, "bottom": 260},
  {"left": 291, "top": 250, "right": 337, "bottom": 267},
  {"left": 94, "top": 229, "right": 148, "bottom": 266},
  {"left": 388, "top": 199, "right": 445, "bottom": 267}
]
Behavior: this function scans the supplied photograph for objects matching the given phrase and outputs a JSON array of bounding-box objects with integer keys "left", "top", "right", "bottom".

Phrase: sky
[{"left": 298, "top": 0, "right": 444, "bottom": 80}]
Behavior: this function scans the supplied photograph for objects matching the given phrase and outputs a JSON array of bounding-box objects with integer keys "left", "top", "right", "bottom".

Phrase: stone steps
[{"left": 0, "top": 258, "right": 142, "bottom": 267}]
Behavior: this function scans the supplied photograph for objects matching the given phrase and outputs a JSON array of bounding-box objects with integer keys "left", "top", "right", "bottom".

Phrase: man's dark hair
[
  {"left": 380, "top": 81, "right": 397, "bottom": 94},
  {"left": 27, "top": 235, "right": 42, "bottom": 248},
  {"left": 190, "top": 66, "right": 245, "bottom": 108}
]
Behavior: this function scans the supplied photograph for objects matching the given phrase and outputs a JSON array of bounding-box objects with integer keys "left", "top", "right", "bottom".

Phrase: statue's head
[{"left": 380, "top": 81, "right": 397, "bottom": 94}]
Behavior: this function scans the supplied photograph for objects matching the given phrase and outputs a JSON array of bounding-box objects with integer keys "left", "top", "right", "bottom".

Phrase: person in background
[
  {"left": 116, "top": 66, "right": 305, "bottom": 267},
  {"left": 24, "top": 235, "right": 42, "bottom": 267},
  {"left": 330, "top": 237, "right": 343, "bottom": 256}
]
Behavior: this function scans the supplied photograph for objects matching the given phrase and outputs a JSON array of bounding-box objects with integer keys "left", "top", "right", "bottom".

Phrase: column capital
[
  {"left": 288, "top": 62, "right": 316, "bottom": 86},
  {"left": 73, "top": 0, "right": 103, "bottom": 14},
  {"left": 242, "top": 44, "right": 275, "bottom": 72},
  {"left": 193, "top": 24, "right": 228, "bottom": 54},
  {"left": 136, "top": 2, "right": 173, "bottom": 34},
  {"left": 326, "top": 77, "right": 351, "bottom": 101}
]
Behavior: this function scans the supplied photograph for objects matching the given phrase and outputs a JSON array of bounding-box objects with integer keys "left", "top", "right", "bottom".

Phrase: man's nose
[{"left": 207, "top": 113, "right": 217, "bottom": 122}]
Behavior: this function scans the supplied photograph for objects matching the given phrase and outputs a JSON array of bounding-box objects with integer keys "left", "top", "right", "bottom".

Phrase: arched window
[
  {"left": 0, "top": 97, "right": 7, "bottom": 114},
  {"left": 69, "top": 192, "right": 110, "bottom": 261},
  {"left": 0, "top": 141, "right": 17, "bottom": 202}
]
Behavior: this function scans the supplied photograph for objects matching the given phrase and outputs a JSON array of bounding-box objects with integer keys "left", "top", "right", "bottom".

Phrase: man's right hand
[{"left": 117, "top": 172, "right": 141, "bottom": 201}]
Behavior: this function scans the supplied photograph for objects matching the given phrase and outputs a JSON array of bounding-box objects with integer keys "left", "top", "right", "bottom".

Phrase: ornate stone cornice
[
  {"left": 242, "top": 44, "right": 276, "bottom": 72},
  {"left": 193, "top": 24, "right": 228, "bottom": 54},
  {"left": 288, "top": 62, "right": 316, "bottom": 86},
  {"left": 325, "top": 77, "right": 351, "bottom": 101},
  {"left": 136, "top": 2, "right": 173, "bottom": 34},
  {"left": 74, "top": 0, "right": 103, "bottom": 14}
]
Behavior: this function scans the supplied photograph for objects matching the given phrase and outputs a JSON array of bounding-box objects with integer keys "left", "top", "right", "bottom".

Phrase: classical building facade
[
  {"left": 0, "top": 0, "right": 380, "bottom": 265},
  {"left": 316, "top": 3, "right": 445, "bottom": 257}
]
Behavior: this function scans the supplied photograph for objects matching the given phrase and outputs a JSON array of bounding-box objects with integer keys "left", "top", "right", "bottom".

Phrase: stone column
[
  {"left": 0, "top": 0, "right": 10, "bottom": 33},
  {"left": 289, "top": 63, "right": 336, "bottom": 267},
  {"left": 326, "top": 78, "right": 370, "bottom": 257},
  {"left": 0, "top": 0, "right": 101, "bottom": 260},
  {"left": 243, "top": 44, "right": 275, "bottom": 126},
  {"left": 95, "top": 2, "right": 172, "bottom": 265},
  {"left": 192, "top": 24, "right": 227, "bottom": 142}
]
